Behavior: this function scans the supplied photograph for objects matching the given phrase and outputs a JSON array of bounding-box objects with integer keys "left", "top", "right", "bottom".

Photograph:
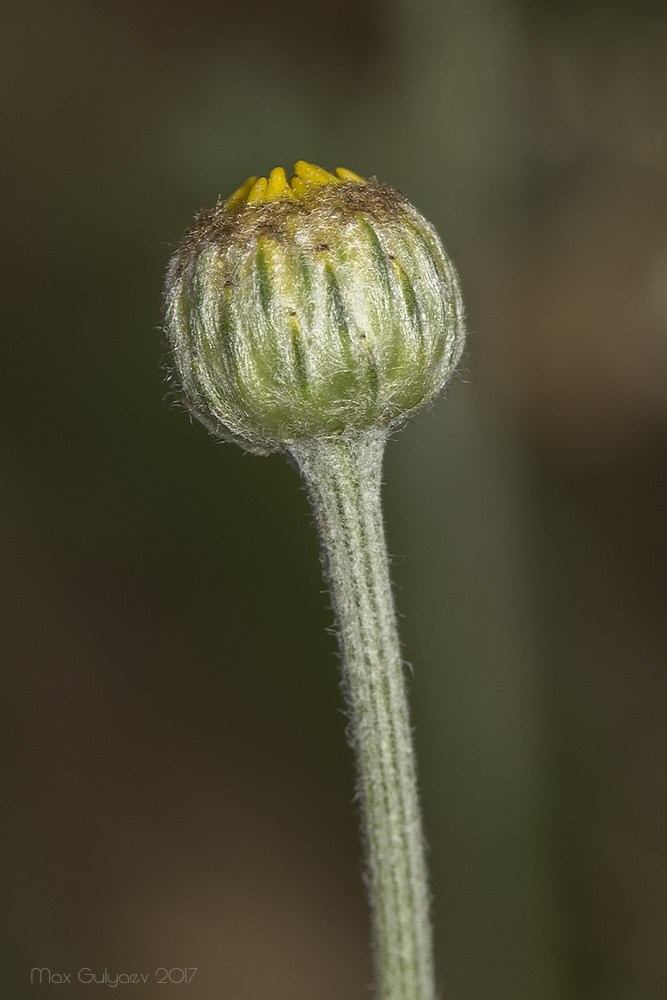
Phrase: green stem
[{"left": 290, "top": 429, "right": 435, "bottom": 1000}]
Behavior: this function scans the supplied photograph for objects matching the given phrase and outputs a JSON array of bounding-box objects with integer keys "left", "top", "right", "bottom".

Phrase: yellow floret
[
  {"left": 335, "top": 167, "right": 365, "bottom": 182},
  {"left": 227, "top": 176, "right": 257, "bottom": 205},
  {"left": 246, "top": 177, "right": 269, "bottom": 204},
  {"left": 267, "top": 167, "right": 293, "bottom": 200},
  {"left": 294, "top": 160, "right": 340, "bottom": 186},
  {"left": 290, "top": 176, "right": 308, "bottom": 198}
]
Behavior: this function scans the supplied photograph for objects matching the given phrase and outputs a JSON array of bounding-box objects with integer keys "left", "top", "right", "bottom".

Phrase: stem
[{"left": 290, "top": 429, "right": 435, "bottom": 1000}]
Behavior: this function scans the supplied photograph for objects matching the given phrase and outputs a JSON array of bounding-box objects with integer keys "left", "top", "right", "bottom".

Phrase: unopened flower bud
[{"left": 164, "top": 161, "right": 465, "bottom": 453}]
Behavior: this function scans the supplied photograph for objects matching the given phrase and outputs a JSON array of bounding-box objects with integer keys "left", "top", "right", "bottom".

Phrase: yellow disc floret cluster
[{"left": 227, "top": 161, "right": 365, "bottom": 206}]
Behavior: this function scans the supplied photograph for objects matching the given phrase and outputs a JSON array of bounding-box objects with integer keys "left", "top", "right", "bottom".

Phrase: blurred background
[{"left": 3, "top": 0, "right": 666, "bottom": 997}]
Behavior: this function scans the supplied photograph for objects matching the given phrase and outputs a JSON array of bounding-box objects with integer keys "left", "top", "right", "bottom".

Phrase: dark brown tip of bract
[{"left": 176, "top": 180, "right": 411, "bottom": 264}]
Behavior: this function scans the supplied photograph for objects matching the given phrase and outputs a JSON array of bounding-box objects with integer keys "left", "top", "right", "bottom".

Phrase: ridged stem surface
[{"left": 291, "top": 430, "right": 435, "bottom": 1000}]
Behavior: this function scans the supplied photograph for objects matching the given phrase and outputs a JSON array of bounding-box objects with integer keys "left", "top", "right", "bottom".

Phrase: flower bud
[{"left": 164, "top": 161, "right": 465, "bottom": 453}]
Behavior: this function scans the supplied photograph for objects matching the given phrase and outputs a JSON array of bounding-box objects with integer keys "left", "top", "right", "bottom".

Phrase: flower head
[{"left": 164, "top": 161, "right": 465, "bottom": 453}]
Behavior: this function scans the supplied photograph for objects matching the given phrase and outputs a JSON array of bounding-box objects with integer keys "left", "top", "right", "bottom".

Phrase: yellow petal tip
[
  {"left": 335, "top": 167, "right": 365, "bottom": 182},
  {"left": 227, "top": 176, "right": 257, "bottom": 205},
  {"left": 246, "top": 177, "right": 268, "bottom": 204},
  {"left": 294, "top": 160, "right": 340, "bottom": 186},
  {"left": 267, "top": 166, "right": 289, "bottom": 199}
]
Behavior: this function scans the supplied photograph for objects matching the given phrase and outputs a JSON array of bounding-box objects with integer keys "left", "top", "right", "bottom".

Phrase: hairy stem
[{"left": 290, "top": 429, "right": 435, "bottom": 1000}]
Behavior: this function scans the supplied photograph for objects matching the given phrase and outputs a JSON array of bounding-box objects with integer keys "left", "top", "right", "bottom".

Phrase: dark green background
[{"left": 3, "top": 1, "right": 667, "bottom": 997}]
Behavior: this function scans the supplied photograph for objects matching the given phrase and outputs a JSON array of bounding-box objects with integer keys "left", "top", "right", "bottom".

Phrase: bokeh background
[{"left": 3, "top": 1, "right": 667, "bottom": 997}]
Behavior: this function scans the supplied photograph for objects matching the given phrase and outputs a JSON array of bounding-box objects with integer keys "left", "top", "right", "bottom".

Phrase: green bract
[{"left": 164, "top": 168, "right": 465, "bottom": 454}]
